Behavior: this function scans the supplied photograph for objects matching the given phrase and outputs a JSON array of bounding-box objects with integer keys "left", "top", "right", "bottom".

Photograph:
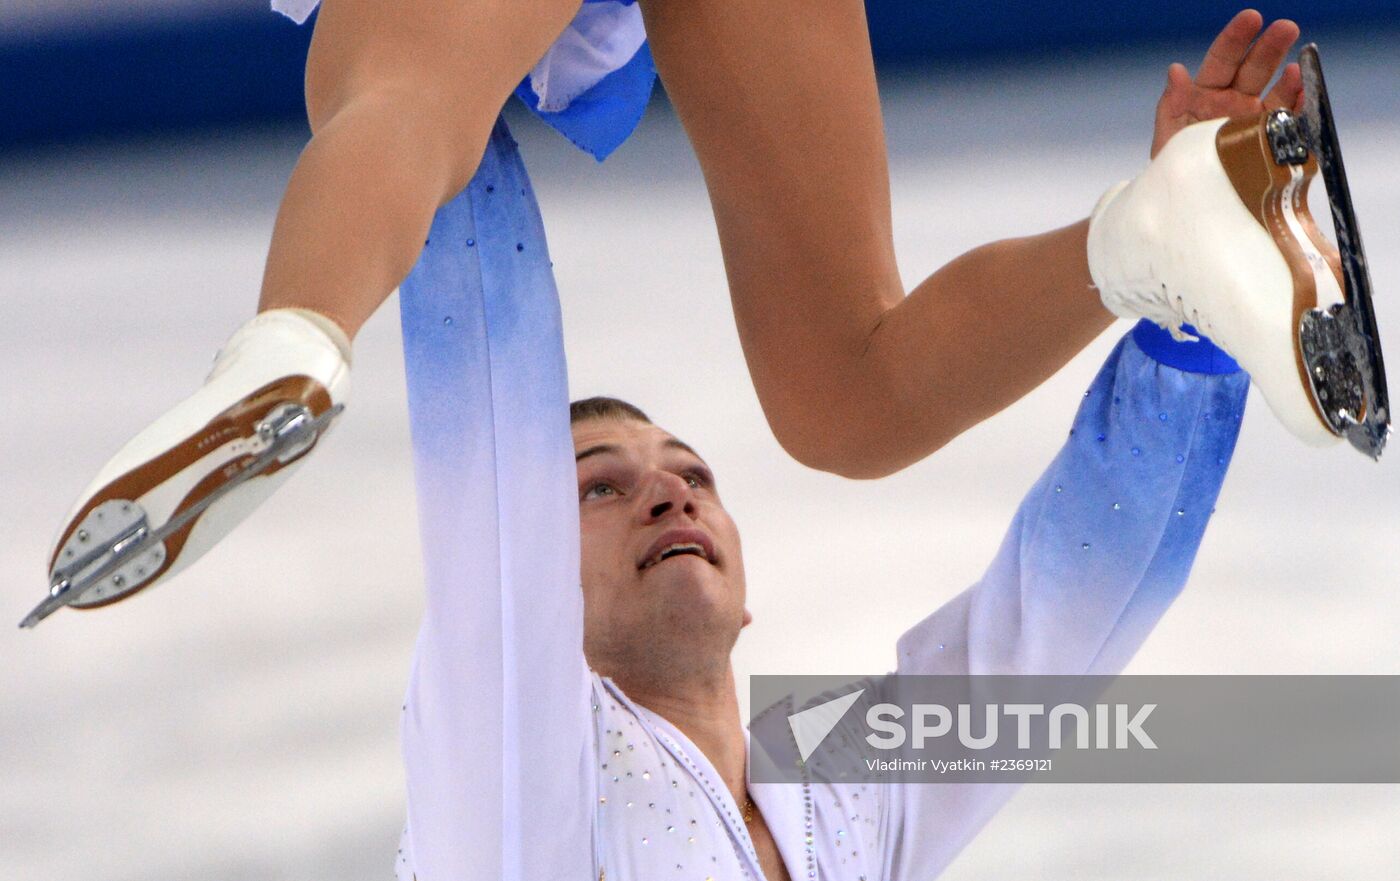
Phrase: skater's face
[{"left": 572, "top": 416, "right": 750, "bottom": 676}]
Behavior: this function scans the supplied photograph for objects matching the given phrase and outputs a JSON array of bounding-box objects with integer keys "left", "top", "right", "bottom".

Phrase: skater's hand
[{"left": 1151, "top": 9, "right": 1304, "bottom": 157}]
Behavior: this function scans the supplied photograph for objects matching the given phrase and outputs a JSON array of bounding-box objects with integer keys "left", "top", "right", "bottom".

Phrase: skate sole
[
  {"left": 47, "top": 375, "right": 335, "bottom": 610},
  {"left": 1216, "top": 113, "right": 1349, "bottom": 435}
]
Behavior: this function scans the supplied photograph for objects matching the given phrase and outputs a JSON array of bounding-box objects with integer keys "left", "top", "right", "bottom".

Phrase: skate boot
[
  {"left": 1088, "top": 44, "right": 1388, "bottom": 458},
  {"left": 21, "top": 308, "right": 350, "bottom": 628}
]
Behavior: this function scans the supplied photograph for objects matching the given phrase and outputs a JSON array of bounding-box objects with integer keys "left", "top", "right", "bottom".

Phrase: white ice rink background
[{"left": 2, "top": 20, "right": 1398, "bottom": 881}]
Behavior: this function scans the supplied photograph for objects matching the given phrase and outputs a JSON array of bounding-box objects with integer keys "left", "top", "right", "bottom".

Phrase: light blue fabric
[
  {"left": 513, "top": 40, "right": 655, "bottom": 161},
  {"left": 515, "top": 0, "right": 652, "bottom": 160}
]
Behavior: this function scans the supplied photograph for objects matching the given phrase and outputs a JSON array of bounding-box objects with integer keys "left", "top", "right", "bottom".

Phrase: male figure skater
[{"left": 392, "top": 274, "right": 1247, "bottom": 881}]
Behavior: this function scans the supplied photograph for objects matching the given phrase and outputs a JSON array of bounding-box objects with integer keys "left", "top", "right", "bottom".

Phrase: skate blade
[
  {"left": 1297, "top": 44, "right": 1390, "bottom": 458},
  {"left": 20, "top": 402, "right": 344, "bottom": 629}
]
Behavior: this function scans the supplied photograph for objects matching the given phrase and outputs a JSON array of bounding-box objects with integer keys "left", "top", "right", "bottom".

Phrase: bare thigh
[
  {"left": 257, "top": 0, "right": 582, "bottom": 332},
  {"left": 637, "top": 0, "right": 903, "bottom": 431},
  {"left": 305, "top": 0, "right": 583, "bottom": 187}
]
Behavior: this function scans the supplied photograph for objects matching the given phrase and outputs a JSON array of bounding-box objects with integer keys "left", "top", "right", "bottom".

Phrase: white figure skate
[
  {"left": 21, "top": 309, "right": 350, "bottom": 628},
  {"left": 1089, "top": 44, "right": 1388, "bottom": 458}
]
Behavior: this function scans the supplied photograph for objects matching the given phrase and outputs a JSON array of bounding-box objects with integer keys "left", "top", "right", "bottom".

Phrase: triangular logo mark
[{"left": 787, "top": 689, "right": 865, "bottom": 763}]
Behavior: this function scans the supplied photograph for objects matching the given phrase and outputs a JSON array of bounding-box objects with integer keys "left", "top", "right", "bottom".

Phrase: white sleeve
[
  {"left": 395, "top": 117, "right": 596, "bottom": 881},
  {"left": 883, "top": 330, "right": 1249, "bottom": 879}
]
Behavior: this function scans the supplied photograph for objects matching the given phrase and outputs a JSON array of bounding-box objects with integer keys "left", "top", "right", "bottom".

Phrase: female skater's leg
[
  {"left": 639, "top": 2, "right": 1302, "bottom": 477},
  {"left": 261, "top": 0, "right": 583, "bottom": 337},
  {"left": 29, "top": 0, "right": 582, "bottom": 623}
]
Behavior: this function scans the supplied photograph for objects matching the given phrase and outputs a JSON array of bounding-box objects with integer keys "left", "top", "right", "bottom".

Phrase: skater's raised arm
[
  {"left": 895, "top": 322, "right": 1247, "bottom": 681},
  {"left": 393, "top": 127, "right": 598, "bottom": 881},
  {"left": 872, "top": 323, "right": 1248, "bottom": 879},
  {"left": 641, "top": 5, "right": 1299, "bottom": 477}
]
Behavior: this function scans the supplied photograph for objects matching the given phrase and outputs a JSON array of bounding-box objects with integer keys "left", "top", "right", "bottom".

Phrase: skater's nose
[{"left": 640, "top": 471, "right": 697, "bottom": 522}]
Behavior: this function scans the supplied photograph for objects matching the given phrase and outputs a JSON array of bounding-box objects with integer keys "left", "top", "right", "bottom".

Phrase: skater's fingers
[
  {"left": 1195, "top": 9, "right": 1265, "bottom": 89},
  {"left": 1262, "top": 62, "right": 1303, "bottom": 112},
  {"left": 1157, "top": 63, "right": 1193, "bottom": 116},
  {"left": 1232, "top": 19, "right": 1301, "bottom": 96},
  {"left": 1163, "top": 62, "right": 1193, "bottom": 100},
  {"left": 1150, "top": 64, "right": 1195, "bottom": 157}
]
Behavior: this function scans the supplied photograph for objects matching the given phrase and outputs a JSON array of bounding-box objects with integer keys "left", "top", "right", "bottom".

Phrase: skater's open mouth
[{"left": 638, "top": 528, "right": 717, "bottom": 571}]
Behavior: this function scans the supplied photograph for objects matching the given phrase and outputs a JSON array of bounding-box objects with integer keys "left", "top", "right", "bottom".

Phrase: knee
[
  {"left": 304, "top": 29, "right": 490, "bottom": 177},
  {"left": 307, "top": 70, "right": 468, "bottom": 146},
  {"left": 305, "top": 76, "right": 492, "bottom": 198}
]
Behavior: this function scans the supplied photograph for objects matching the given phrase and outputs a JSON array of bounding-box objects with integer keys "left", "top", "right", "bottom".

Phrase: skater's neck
[{"left": 620, "top": 666, "right": 749, "bottom": 801}]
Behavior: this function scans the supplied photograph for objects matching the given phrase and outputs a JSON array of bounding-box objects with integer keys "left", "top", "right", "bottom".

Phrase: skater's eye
[
  {"left": 582, "top": 480, "right": 621, "bottom": 501},
  {"left": 681, "top": 468, "right": 713, "bottom": 491}
]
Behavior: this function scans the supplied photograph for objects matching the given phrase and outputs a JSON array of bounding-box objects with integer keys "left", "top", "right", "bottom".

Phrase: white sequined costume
[{"left": 390, "top": 116, "right": 1247, "bottom": 879}]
